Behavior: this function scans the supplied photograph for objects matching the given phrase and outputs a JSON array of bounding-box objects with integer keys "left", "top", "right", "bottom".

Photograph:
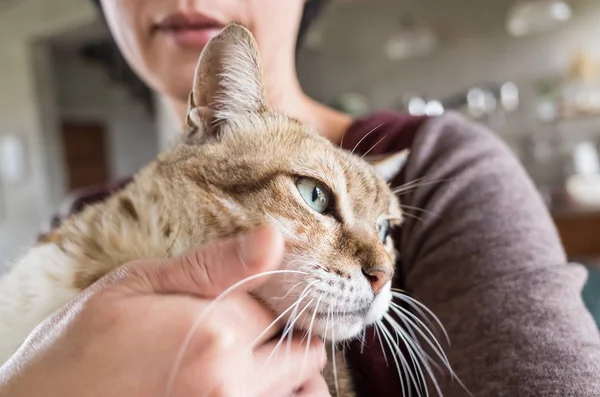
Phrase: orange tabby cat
[{"left": 0, "top": 24, "right": 418, "bottom": 396}]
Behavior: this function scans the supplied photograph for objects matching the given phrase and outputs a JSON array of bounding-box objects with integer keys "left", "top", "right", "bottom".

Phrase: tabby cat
[{"left": 0, "top": 24, "right": 441, "bottom": 396}]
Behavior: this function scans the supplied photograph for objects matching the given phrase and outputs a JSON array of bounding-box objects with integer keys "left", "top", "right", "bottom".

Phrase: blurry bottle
[
  {"left": 565, "top": 140, "right": 600, "bottom": 206},
  {"left": 559, "top": 51, "right": 600, "bottom": 119}
]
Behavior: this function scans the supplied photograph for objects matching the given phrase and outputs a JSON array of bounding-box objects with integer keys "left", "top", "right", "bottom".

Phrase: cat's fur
[{"left": 0, "top": 24, "right": 409, "bottom": 395}]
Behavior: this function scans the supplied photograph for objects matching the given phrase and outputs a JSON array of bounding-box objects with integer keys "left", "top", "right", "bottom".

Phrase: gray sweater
[{"left": 344, "top": 111, "right": 600, "bottom": 396}]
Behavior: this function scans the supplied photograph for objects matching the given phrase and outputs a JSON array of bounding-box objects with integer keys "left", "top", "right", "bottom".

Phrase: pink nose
[{"left": 362, "top": 267, "right": 393, "bottom": 294}]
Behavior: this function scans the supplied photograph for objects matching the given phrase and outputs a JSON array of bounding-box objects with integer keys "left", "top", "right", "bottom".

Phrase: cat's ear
[
  {"left": 186, "top": 23, "right": 268, "bottom": 135},
  {"left": 368, "top": 149, "right": 410, "bottom": 183}
]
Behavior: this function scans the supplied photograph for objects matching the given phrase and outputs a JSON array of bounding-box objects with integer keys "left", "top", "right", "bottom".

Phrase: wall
[
  {"left": 54, "top": 48, "right": 158, "bottom": 179},
  {"left": 0, "top": 0, "right": 97, "bottom": 264}
]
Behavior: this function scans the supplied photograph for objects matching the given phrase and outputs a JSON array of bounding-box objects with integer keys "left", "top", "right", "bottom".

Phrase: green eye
[
  {"left": 296, "top": 177, "right": 331, "bottom": 214},
  {"left": 377, "top": 219, "right": 390, "bottom": 242}
]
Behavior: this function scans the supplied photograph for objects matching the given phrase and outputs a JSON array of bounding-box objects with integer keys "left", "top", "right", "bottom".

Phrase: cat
[{"left": 0, "top": 23, "right": 426, "bottom": 396}]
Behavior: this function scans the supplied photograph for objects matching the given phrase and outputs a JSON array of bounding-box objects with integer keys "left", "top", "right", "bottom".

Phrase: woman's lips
[{"left": 153, "top": 12, "right": 225, "bottom": 49}]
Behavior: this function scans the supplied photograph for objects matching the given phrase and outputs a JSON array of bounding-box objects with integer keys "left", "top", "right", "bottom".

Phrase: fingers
[
  {"left": 108, "top": 224, "right": 285, "bottom": 297},
  {"left": 252, "top": 335, "right": 328, "bottom": 395},
  {"left": 198, "top": 292, "right": 284, "bottom": 348},
  {"left": 295, "top": 374, "right": 331, "bottom": 397}
]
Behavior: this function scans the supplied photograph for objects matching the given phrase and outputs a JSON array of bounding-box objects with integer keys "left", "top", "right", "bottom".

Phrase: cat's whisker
[
  {"left": 359, "top": 326, "right": 367, "bottom": 355},
  {"left": 267, "top": 297, "right": 315, "bottom": 367},
  {"left": 374, "top": 322, "right": 389, "bottom": 367},
  {"left": 271, "top": 281, "right": 304, "bottom": 301},
  {"left": 389, "top": 304, "right": 471, "bottom": 395},
  {"left": 339, "top": 128, "right": 347, "bottom": 149},
  {"left": 350, "top": 123, "right": 384, "bottom": 155},
  {"left": 399, "top": 204, "right": 441, "bottom": 219},
  {"left": 383, "top": 312, "right": 435, "bottom": 397},
  {"left": 284, "top": 281, "right": 320, "bottom": 355},
  {"left": 331, "top": 305, "right": 340, "bottom": 397},
  {"left": 390, "top": 175, "right": 435, "bottom": 193},
  {"left": 390, "top": 308, "right": 444, "bottom": 377},
  {"left": 387, "top": 302, "right": 440, "bottom": 372},
  {"left": 250, "top": 295, "right": 306, "bottom": 349},
  {"left": 300, "top": 293, "right": 324, "bottom": 384},
  {"left": 391, "top": 291, "right": 450, "bottom": 344},
  {"left": 165, "top": 269, "right": 308, "bottom": 397},
  {"left": 323, "top": 301, "right": 331, "bottom": 346},
  {"left": 388, "top": 303, "right": 451, "bottom": 370},
  {"left": 384, "top": 317, "right": 432, "bottom": 397},
  {"left": 389, "top": 294, "right": 472, "bottom": 396},
  {"left": 401, "top": 211, "right": 427, "bottom": 223},
  {"left": 361, "top": 135, "right": 387, "bottom": 158},
  {"left": 376, "top": 319, "right": 411, "bottom": 397},
  {"left": 392, "top": 176, "right": 453, "bottom": 196}
]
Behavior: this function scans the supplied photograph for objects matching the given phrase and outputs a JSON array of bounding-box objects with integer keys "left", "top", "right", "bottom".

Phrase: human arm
[{"left": 0, "top": 226, "right": 329, "bottom": 397}]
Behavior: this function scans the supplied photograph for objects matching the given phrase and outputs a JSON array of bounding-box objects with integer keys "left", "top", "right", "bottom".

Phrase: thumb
[{"left": 111, "top": 224, "right": 285, "bottom": 297}]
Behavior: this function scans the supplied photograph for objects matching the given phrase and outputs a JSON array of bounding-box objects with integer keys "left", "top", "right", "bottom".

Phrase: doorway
[{"left": 60, "top": 120, "right": 110, "bottom": 190}]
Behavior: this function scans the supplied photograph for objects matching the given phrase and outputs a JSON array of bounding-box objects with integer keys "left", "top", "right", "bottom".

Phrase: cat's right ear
[
  {"left": 368, "top": 149, "right": 410, "bottom": 183},
  {"left": 185, "top": 23, "right": 268, "bottom": 140}
]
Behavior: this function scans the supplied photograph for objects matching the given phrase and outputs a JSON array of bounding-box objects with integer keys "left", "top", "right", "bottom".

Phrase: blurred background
[{"left": 1, "top": 0, "right": 600, "bottom": 319}]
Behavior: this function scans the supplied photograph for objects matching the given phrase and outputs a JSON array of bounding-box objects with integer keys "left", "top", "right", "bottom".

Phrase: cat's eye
[
  {"left": 296, "top": 177, "right": 331, "bottom": 214},
  {"left": 377, "top": 219, "right": 390, "bottom": 242}
]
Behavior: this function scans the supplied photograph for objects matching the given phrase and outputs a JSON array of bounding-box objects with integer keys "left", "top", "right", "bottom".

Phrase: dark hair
[{"left": 83, "top": 0, "right": 329, "bottom": 114}]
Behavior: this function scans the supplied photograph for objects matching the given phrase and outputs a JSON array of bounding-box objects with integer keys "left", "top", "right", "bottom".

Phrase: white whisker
[
  {"left": 401, "top": 211, "right": 428, "bottom": 223},
  {"left": 250, "top": 297, "right": 304, "bottom": 349},
  {"left": 382, "top": 316, "right": 430, "bottom": 397},
  {"left": 388, "top": 305, "right": 443, "bottom": 375},
  {"left": 391, "top": 291, "right": 450, "bottom": 344},
  {"left": 301, "top": 293, "right": 324, "bottom": 380},
  {"left": 377, "top": 320, "right": 411, "bottom": 397},
  {"left": 165, "top": 269, "right": 308, "bottom": 397},
  {"left": 331, "top": 305, "right": 340, "bottom": 397},
  {"left": 351, "top": 123, "right": 385, "bottom": 155},
  {"left": 285, "top": 281, "right": 319, "bottom": 355},
  {"left": 399, "top": 204, "right": 441, "bottom": 219},
  {"left": 388, "top": 303, "right": 451, "bottom": 370},
  {"left": 384, "top": 313, "right": 432, "bottom": 397},
  {"left": 374, "top": 322, "right": 389, "bottom": 367},
  {"left": 263, "top": 297, "right": 315, "bottom": 369},
  {"left": 271, "top": 281, "right": 304, "bottom": 301},
  {"left": 359, "top": 326, "right": 367, "bottom": 354},
  {"left": 392, "top": 177, "right": 453, "bottom": 196},
  {"left": 361, "top": 135, "right": 387, "bottom": 158}
]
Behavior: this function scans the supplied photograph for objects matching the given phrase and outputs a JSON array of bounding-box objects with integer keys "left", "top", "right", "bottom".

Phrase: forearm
[{"left": 400, "top": 113, "right": 600, "bottom": 396}]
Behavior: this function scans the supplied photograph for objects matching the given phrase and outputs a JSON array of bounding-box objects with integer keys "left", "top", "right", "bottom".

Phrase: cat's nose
[{"left": 361, "top": 266, "right": 393, "bottom": 294}]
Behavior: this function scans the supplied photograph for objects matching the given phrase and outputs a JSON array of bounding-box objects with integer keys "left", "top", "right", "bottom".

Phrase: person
[{"left": 3, "top": 0, "right": 600, "bottom": 396}]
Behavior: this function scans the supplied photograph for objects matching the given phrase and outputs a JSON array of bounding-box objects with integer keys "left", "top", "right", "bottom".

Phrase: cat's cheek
[{"left": 364, "top": 281, "right": 392, "bottom": 325}]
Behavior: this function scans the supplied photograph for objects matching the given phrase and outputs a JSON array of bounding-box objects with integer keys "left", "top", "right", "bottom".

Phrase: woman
[{"left": 4, "top": 0, "right": 600, "bottom": 396}]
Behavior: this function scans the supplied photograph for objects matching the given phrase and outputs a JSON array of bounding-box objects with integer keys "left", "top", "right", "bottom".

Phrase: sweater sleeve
[{"left": 399, "top": 112, "right": 600, "bottom": 396}]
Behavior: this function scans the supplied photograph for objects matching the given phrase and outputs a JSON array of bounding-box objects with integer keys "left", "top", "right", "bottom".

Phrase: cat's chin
[
  {"left": 296, "top": 283, "right": 394, "bottom": 342},
  {"left": 364, "top": 283, "right": 393, "bottom": 325}
]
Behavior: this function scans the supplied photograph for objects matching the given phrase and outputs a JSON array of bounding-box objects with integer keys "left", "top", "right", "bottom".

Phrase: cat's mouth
[{"left": 314, "top": 307, "right": 371, "bottom": 319}]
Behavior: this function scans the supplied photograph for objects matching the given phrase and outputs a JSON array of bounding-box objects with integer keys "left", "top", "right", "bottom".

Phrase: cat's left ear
[
  {"left": 368, "top": 149, "right": 410, "bottom": 183},
  {"left": 186, "top": 23, "right": 268, "bottom": 136}
]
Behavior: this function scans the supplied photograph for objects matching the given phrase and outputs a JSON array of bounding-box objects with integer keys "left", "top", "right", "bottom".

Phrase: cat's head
[{"left": 170, "top": 23, "right": 408, "bottom": 342}]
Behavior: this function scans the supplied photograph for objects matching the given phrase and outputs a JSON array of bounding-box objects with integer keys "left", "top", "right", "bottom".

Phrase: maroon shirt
[{"left": 41, "top": 112, "right": 428, "bottom": 396}]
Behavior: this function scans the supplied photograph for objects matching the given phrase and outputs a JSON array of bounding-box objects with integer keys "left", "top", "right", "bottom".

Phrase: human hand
[{"left": 0, "top": 225, "right": 330, "bottom": 397}]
